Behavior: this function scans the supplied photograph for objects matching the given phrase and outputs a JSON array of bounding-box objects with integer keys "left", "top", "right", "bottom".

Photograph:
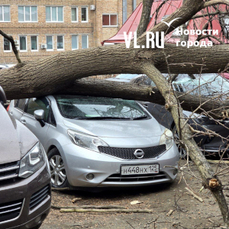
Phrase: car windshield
[
  {"left": 55, "top": 95, "right": 150, "bottom": 120},
  {"left": 172, "top": 73, "right": 229, "bottom": 97}
]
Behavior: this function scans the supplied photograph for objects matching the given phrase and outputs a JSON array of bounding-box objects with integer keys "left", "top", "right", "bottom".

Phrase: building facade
[{"left": 0, "top": 0, "right": 141, "bottom": 64}]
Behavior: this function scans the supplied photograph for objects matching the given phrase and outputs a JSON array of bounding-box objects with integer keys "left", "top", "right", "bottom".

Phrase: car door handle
[{"left": 20, "top": 119, "right": 27, "bottom": 125}]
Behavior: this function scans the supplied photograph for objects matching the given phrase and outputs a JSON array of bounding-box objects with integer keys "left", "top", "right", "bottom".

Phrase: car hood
[
  {"left": 63, "top": 118, "right": 164, "bottom": 146},
  {"left": 0, "top": 105, "right": 38, "bottom": 164}
]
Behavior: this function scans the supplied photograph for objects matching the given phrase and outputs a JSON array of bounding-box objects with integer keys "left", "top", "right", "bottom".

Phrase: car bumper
[
  {"left": 0, "top": 164, "right": 51, "bottom": 229},
  {"left": 61, "top": 143, "right": 179, "bottom": 188}
]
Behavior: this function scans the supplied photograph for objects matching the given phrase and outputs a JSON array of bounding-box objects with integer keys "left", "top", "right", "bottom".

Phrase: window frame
[
  {"left": 81, "top": 6, "right": 88, "bottom": 23},
  {"left": 71, "top": 35, "right": 78, "bottom": 50},
  {"left": 19, "top": 35, "right": 27, "bottom": 52},
  {"left": 57, "top": 35, "right": 64, "bottom": 50},
  {"left": 46, "top": 35, "right": 54, "bottom": 51},
  {"left": 18, "top": 6, "right": 38, "bottom": 22},
  {"left": 0, "top": 5, "right": 10, "bottom": 22},
  {"left": 71, "top": 6, "right": 78, "bottom": 22},
  {"left": 3, "top": 37, "right": 11, "bottom": 52},
  {"left": 102, "top": 14, "right": 118, "bottom": 27},
  {"left": 46, "top": 6, "right": 64, "bottom": 22}
]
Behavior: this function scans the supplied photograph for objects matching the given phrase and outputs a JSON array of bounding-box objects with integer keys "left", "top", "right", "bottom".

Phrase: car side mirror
[
  {"left": 0, "top": 86, "right": 7, "bottom": 104},
  {"left": 34, "top": 109, "right": 45, "bottom": 127}
]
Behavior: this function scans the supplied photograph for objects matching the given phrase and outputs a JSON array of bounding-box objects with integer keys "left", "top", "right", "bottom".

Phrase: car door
[
  {"left": 20, "top": 97, "right": 51, "bottom": 146},
  {"left": 9, "top": 99, "right": 28, "bottom": 121}
]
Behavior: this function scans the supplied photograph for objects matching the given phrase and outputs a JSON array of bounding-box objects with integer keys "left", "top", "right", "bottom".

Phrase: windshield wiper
[
  {"left": 83, "top": 116, "right": 131, "bottom": 120},
  {"left": 132, "top": 115, "right": 148, "bottom": 120}
]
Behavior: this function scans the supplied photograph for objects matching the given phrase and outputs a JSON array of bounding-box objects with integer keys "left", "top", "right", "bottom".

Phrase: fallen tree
[{"left": 1, "top": 0, "right": 229, "bottom": 226}]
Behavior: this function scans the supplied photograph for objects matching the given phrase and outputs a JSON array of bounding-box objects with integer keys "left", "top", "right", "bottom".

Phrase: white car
[{"left": 9, "top": 95, "right": 179, "bottom": 189}]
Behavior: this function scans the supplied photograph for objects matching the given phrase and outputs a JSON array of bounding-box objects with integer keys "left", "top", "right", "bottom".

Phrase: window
[
  {"left": 102, "top": 14, "right": 118, "bottom": 26},
  {"left": 81, "top": 7, "right": 88, "bottom": 22},
  {"left": 82, "top": 35, "right": 88, "bottom": 49},
  {"left": 46, "top": 6, "right": 63, "bottom": 22},
  {"left": 31, "top": 36, "right": 38, "bottom": 51},
  {"left": 123, "top": 0, "right": 127, "bottom": 23},
  {"left": 18, "top": 6, "right": 37, "bottom": 22},
  {"left": 57, "top": 35, "right": 64, "bottom": 50},
  {"left": 71, "top": 7, "right": 78, "bottom": 22},
  {"left": 4, "top": 37, "right": 11, "bottom": 51},
  {"left": 19, "top": 36, "right": 27, "bottom": 51},
  {"left": 15, "top": 99, "right": 27, "bottom": 111},
  {"left": 133, "top": 0, "right": 137, "bottom": 10},
  {"left": 46, "top": 36, "right": 53, "bottom": 50},
  {"left": 0, "top": 5, "right": 10, "bottom": 22},
  {"left": 72, "top": 35, "right": 78, "bottom": 50}
]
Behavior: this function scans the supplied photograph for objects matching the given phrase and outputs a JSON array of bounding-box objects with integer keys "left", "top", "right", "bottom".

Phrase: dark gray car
[{"left": 0, "top": 87, "right": 51, "bottom": 229}]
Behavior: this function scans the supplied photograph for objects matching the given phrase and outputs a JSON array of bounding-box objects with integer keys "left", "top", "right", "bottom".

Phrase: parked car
[
  {"left": 148, "top": 73, "right": 229, "bottom": 158},
  {"left": 0, "top": 86, "right": 51, "bottom": 229},
  {"left": 106, "top": 73, "right": 155, "bottom": 86},
  {"left": 8, "top": 95, "right": 179, "bottom": 189},
  {"left": 171, "top": 74, "right": 229, "bottom": 158}
]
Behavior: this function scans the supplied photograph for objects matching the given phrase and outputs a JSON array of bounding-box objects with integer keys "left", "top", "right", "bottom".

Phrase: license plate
[{"left": 121, "top": 164, "right": 159, "bottom": 175}]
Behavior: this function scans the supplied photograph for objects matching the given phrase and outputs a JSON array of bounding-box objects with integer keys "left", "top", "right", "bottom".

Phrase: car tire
[
  {"left": 48, "top": 148, "right": 68, "bottom": 188},
  {"left": 172, "top": 127, "right": 187, "bottom": 159}
]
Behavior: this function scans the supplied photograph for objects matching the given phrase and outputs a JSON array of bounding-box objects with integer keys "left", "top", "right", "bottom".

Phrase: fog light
[{"left": 86, "top": 173, "right": 94, "bottom": 180}]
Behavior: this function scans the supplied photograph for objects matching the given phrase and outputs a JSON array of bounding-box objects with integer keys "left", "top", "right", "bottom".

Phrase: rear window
[{"left": 55, "top": 95, "right": 150, "bottom": 120}]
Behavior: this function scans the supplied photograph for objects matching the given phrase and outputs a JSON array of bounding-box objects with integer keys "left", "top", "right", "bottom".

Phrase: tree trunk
[{"left": 60, "top": 79, "right": 229, "bottom": 119}]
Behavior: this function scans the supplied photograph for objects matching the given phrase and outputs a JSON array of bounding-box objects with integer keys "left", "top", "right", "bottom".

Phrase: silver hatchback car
[{"left": 9, "top": 95, "right": 179, "bottom": 189}]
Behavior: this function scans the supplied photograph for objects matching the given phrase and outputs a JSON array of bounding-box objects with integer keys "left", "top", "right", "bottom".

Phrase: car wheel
[
  {"left": 172, "top": 127, "right": 187, "bottom": 159},
  {"left": 48, "top": 148, "right": 68, "bottom": 188}
]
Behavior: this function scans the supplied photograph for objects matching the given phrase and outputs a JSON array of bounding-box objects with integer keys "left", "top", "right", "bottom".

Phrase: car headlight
[
  {"left": 19, "top": 142, "right": 49, "bottom": 178},
  {"left": 159, "top": 128, "right": 173, "bottom": 150},
  {"left": 68, "top": 129, "right": 109, "bottom": 152}
]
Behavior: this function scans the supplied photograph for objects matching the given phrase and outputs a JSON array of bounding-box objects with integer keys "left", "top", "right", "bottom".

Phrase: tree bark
[{"left": 137, "top": 0, "right": 154, "bottom": 37}]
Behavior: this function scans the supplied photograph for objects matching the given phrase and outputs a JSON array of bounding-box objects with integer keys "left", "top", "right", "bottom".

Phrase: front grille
[
  {"left": 98, "top": 145, "right": 166, "bottom": 159},
  {"left": 0, "top": 161, "right": 19, "bottom": 182},
  {"left": 0, "top": 199, "right": 23, "bottom": 222},
  {"left": 104, "top": 172, "right": 167, "bottom": 183},
  {"left": 30, "top": 185, "right": 50, "bottom": 210}
]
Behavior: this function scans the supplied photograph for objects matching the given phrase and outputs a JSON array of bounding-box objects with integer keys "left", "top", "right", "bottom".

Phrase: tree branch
[
  {"left": 0, "top": 30, "right": 22, "bottom": 64},
  {"left": 137, "top": 0, "right": 154, "bottom": 37},
  {"left": 204, "top": 0, "right": 229, "bottom": 8},
  {"left": 140, "top": 61, "right": 229, "bottom": 224}
]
